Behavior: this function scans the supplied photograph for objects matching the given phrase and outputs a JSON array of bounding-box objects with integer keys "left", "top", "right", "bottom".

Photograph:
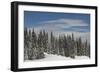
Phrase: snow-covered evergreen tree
[
  {"left": 50, "top": 32, "right": 55, "bottom": 54},
  {"left": 31, "top": 29, "right": 37, "bottom": 59},
  {"left": 58, "top": 36, "right": 65, "bottom": 56},
  {"left": 42, "top": 30, "right": 48, "bottom": 53},
  {"left": 27, "top": 30, "right": 33, "bottom": 60},
  {"left": 63, "top": 35, "right": 69, "bottom": 57},
  {"left": 24, "top": 28, "right": 29, "bottom": 60},
  {"left": 24, "top": 27, "right": 90, "bottom": 61},
  {"left": 37, "top": 30, "right": 45, "bottom": 59},
  {"left": 70, "top": 33, "right": 75, "bottom": 58}
]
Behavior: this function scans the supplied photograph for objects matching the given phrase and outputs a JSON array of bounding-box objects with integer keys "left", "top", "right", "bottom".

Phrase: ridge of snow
[{"left": 25, "top": 53, "right": 89, "bottom": 62}]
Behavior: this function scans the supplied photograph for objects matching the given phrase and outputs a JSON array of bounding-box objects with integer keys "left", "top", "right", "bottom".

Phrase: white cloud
[
  {"left": 33, "top": 18, "right": 88, "bottom": 31},
  {"left": 29, "top": 18, "right": 90, "bottom": 42},
  {"left": 34, "top": 18, "right": 89, "bottom": 32},
  {"left": 40, "top": 18, "right": 88, "bottom": 27}
]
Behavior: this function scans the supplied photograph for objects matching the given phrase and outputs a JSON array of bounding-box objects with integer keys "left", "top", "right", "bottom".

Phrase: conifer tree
[
  {"left": 31, "top": 29, "right": 37, "bottom": 59},
  {"left": 24, "top": 28, "right": 29, "bottom": 60},
  {"left": 70, "top": 33, "right": 75, "bottom": 58},
  {"left": 24, "top": 27, "right": 90, "bottom": 60},
  {"left": 37, "top": 30, "right": 45, "bottom": 59},
  {"left": 27, "top": 30, "right": 33, "bottom": 60}
]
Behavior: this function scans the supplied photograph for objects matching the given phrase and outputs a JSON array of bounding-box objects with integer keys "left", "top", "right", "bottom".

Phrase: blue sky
[{"left": 24, "top": 11, "right": 90, "bottom": 33}]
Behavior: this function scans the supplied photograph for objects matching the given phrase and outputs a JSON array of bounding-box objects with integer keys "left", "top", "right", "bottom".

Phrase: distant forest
[{"left": 24, "top": 28, "right": 90, "bottom": 60}]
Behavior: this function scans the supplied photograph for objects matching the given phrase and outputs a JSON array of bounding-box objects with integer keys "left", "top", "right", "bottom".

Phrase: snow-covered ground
[{"left": 25, "top": 53, "right": 90, "bottom": 62}]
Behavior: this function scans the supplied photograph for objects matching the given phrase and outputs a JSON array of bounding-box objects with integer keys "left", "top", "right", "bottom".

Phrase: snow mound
[
  {"left": 25, "top": 53, "right": 90, "bottom": 62},
  {"left": 43, "top": 53, "right": 72, "bottom": 61},
  {"left": 75, "top": 56, "right": 90, "bottom": 60}
]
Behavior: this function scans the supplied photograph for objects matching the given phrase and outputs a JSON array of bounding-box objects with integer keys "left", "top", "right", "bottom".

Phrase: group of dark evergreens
[{"left": 24, "top": 28, "right": 90, "bottom": 61}]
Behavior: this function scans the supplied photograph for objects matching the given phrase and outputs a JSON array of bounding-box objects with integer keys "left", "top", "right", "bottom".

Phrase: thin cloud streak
[
  {"left": 29, "top": 18, "right": 90, "bottom": 42},
  {"left": 33, "top": 18, "right": 89, "bottom": 32}
]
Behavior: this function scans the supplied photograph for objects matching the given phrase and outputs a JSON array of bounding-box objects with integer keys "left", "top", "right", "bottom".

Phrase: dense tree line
[{"left": 24, "top": 28, "right": 90, "bottom": 60}]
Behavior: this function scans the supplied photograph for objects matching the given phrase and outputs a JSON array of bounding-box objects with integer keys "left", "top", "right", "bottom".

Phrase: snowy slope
[{"left": 25, "top": 53, "right": 89, "bottom": 62}]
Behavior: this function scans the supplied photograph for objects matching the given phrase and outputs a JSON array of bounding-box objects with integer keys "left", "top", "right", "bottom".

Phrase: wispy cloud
[
  {"left": 30, "top": 18, "right": 90, "bottom": 42},
  {"left": 40, "top": 19, "right": 87, "bottom": 26},
  {"left": 34, "top": 18, "right": 89, "bottom": 32}
]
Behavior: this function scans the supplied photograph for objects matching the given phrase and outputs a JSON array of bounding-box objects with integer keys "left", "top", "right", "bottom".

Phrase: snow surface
[{"left": 25, "top": 53, "right": 90, "bottom": 62}]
